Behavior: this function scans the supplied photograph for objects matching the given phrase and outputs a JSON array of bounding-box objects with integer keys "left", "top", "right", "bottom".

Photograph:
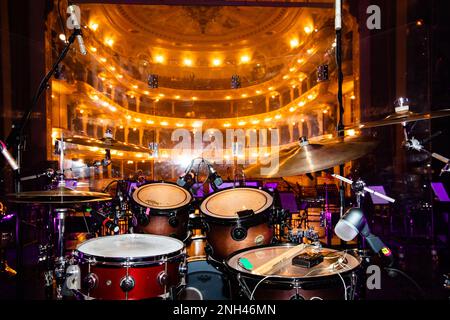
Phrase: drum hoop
[
  {"left": 200, "top": 187, "right": 274, "bottom": 220},
  {"left": 224, "top": 243, "right": 362, "bottom": 281},
  {"left": 132, "top": 181, "right": 193, "bottom": 210},
  {"left": 76, "top": 234, "right": 185, "bottom": 264}
]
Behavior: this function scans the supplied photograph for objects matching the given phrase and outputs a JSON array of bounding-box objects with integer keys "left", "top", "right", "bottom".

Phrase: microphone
[
  {"left": 335, "top": 0, "right": 342, "bottom": 30},
  {"left": 67, "top": 5, "right": 87, "bottom": 55},
  {"left": 207, "top": 161, "right": 223, "bottom": 191},
  {"left": 0, "top": 140, "right": 19, "bottom": 171},
  {"left": 89, "top": 210, "right": 119, "bottom": 233},
  {"left": 20, "top": 168, "right": 55, "bottom": 181},
  {"left": 177, "top": 159, "right": 196, "bottom": 189}
]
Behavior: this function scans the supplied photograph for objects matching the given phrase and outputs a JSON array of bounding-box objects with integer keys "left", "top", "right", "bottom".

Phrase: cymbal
[
  {"left": 348, "top": 109, "right": 450, "bottom": 129},
  {"left": 59, "top": 135, "right": 151, "bottom": 153},
  {"left": 244, "top": 135, "right": 378, "bottom": 178},
  {"left": 7, "top": 187, "right": 112, "bottom": 204}
]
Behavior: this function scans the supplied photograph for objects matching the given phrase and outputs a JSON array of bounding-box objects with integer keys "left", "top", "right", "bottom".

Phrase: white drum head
[
  {"left": 77, "top": 234, "right": 184, "bottom": 259},
  {"left": 200, "top": 188, "right": 273, "bottom": 219},
  {"left": 133, "top": 183, "right": 192, "bottom": 210}
]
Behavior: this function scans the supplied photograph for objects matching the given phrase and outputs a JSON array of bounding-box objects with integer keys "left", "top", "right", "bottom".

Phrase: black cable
[
  {"left": 384, "top": 267, "right": 426, "bottom": 299},
  {"left": 101, "top": 179, "right": 119, "bottom": 193}
]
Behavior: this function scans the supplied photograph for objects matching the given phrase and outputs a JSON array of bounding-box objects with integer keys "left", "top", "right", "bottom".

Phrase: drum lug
[
  {"left": 168, "top": 212, "right": 178, "bottom": 228},
  {"left": 83, "top": 273, "right": 98, "bottom": 290},
  {"left": 158, "top": 271, "right": 168, "bottom": 287},
  {"left": 178, "top": 262, "right": 188, "bottom": 275},
  {"left": 120, "top": 275, "right": 135, "bottom": 292},
  {"left": 231, "top": 220, "right": 247, "bottom": 241}
]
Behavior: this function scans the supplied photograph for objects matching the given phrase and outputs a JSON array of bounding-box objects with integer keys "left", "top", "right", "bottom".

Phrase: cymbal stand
[{"left": 404, "top": 136, "right": 450, "bottom": 175}]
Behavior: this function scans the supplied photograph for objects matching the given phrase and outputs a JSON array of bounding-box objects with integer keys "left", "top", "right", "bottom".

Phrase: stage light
[
  {"left": 155, "top": 55, "right": 165, "bottom": 63},
  {"left": 148, "top": 74, "right": 159, "bottom": 88},
  {"left": 89, "top": 22, "right": 99, "bottom": 31},
  {"left": 240, "top": 55, "right": 250, "bottom": 63},
  {"left": 212, "top": 58, "right": 221, "bottom": 66},
  {"left": 290, "top": 38, "right": 299, "bottom": 48},
  {"left": 183, "top": 58, "right": 193, "bottom": 66},
  {"left": 105, "top": 38, "right": 114, "bottom": 47}
]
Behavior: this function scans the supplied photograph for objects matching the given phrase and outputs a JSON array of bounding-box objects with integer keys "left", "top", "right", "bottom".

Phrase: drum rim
[
  {"left": 75, "top": 234, "right": 185, "bottom": 264},
  {"left": 224, "top": 243, "right": 362, "bottom": 281},
  {"left": 200, "top": 186, "right": 274, "bottom": 220},
  {"left": 132, "top": 181, "right": 193, "bottom": 210}
]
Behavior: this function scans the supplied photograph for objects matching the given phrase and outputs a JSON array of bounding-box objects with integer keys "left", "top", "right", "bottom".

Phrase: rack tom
[
  {"left": 132, "top": 182, "right": 192, "bottom": 239},
  {"left": 74, "top": 234, "right": 186, "bottom": 300},
  {"left": 200, "top": 187, "right": 274, "bottom": 260}
]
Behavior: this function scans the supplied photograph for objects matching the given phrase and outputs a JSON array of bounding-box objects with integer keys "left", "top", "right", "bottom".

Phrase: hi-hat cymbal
[
  {"left": 58, "top": 135, "right": 151, "bottom": 153},
  {"left": 244, "top": 135, "right": 378, "bottom": 178},
  {"left": 348, "top": 109, "right": 450, "bottom": 129},
  {"left": 7, "top": 187, "right": 112, "bottom": 204}
]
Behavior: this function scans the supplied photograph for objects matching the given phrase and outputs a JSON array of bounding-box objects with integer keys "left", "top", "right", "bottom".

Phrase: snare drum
[
  {"left": 225, "top": 244, "right": 361, "bottom": 300},
  {"left": 132, "top": 182, "right": 192, "bottom": 239},
  {"left": 200, "top": 187, "right": 274, "bottom": 260},
  {"left": 75, "top": 234, "right": 186, "bottom": 300}
]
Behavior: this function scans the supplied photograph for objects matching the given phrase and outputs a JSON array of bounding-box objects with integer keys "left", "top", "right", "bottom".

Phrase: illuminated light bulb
[
  {"left": 99, "top": 119, "right": 104, "bottom": 123},
  {"left": 238, "top": 121, "right": 247, "bottom": 126},
  {"left": 126, "top": 115, "right": 132, "bottom": 119},
  {"left": 223, "top": 123, "right": 231, "bottom": 128},
  {"left": 304, "top": 26, "right": 312, "bottom": 34},
  {"left": 346, "top": 129, "right": 356, "bottom": 136},
  {"left": 175, "top": 95, "right": 180, "bottom": 99},
  {"left": 89, "top": 23, "right": 99, "bottom": 31},
  {"left": 117, "top": 74, "right": 123, "bottom": 79},
  {"left": 105, "top": 38, "right": 114, "bottom": 47},
  {"left": 298, "top": 101, "right": 305, "bottom": 107},
  {"left": 291, "top": 84, "right": 297, "bottom": 89},
  {"left": 100, "top": 57, "right": 107, "bottom": 63},
  {"left": 251, "top": 119, "right": 260, "bottom": 124},
  {"left": 301, "top": 118, "right": 305, "bottom": 123},
  {"left": 154, "top": 98, "right": 159, "bottom": 102},
  {"left": 290, "top": 38, "right": 299, "bottom": 48},
  {"left": 155, "top": 55, "right": 165, "bottom": 63},
  {"left": 307, "top": 48, "right": 314, "bottom": 54},
  {"left": 146, "top": 120, "right": 154, "bottom": 124},
  {"left": 92, "top": 95, "right": 99, "bottom": 101},
  {"left": 119, "top": 125, "right": 124, "bottom": 129},
  {"left": 192, "top": 97, "right": 197, "bottom": 100},
  {"left": 192, "top": 121, "right": 203, "bottom": 128},
  {"left": 90, "top": 47, "right": 97, "bottom": 52},
  {"left": 307, "top": 94, "right": 314, "bottom": 100},
  {"left": 241, "top": 94, "right": 248, "bottom": 98},
  {"left": 264, "top": 117, "right": 272, "bottom": 122},
  {"left": 118, "top": 152, "right": 124, "bottom": 156},
  {"left": 134, "top": 118, "right": 142, "bottom": 122},
  {"left": 130, "top": 94, "right": 135, "bottom": 99},
  {"left": 176, "top": 123, "right": 184, "bottom": 127},
  {"left": 256, "top": 90, "right": 262, "bottom": 94},
  {"left": 323, "top": 109, "right": 328, "bottom": 114},
  {"left": 136, "top": 153, "right": 143, "bottom": 158},
  {"left": 289, "top": 67, "right": 297, "bottom": 72},
  {"left": 79, "top": 109, "right": 84, "bottom": 114},
  {"left": 212, "top": 58, "right": 221, "bottom": 66},
  {"left": 351, "top": 95, "right": 356, "bottom": 100},
  {"left": 59, "top": 34, "right": 66, "bottom": 42},
  {"left": 110, "top": 66, "right": 116, "bottom": 71},
  {"left": 158, "top": 93, "right": 165, "bottom": 97},
  {"left": 144, "top": 91, "right": 149, "bottom": 95},
  {"left": 160, "top": 121, "right": 169, "bottom": 126},
  {"left": 275, "top": 114, "right": 282, "bottom": 119},
  {"left": 225, "top": 96, "right": 231, "bottom": 100},
  {"left": 183, "top": 58, "right": 193, "bottom": 66},
  {"left": 297, "top": 58, "right": 304, "bottom": 64},
  {"left": 99, "top": 76, "right": 106, "bottom": 81},
  {"left": 268, "top": 87, "right": 274, "bottom": 91},
  {"left": 101, "top": 101, "right": 109, "bottom": 107},
  {"left": 289, "top": 107, "right": 296, "bottom": 112},
  {"left": 332, "top": 41, "right": 336, "bottom": 48},
  {"left": 127, "top": 160, "right": 134, "bottom": 164},
  {"left": 109, "top": 106, "right": 116, "bottom": 112},
  {"left": 282, "top": 75, "right": 289, "bottom": 80},
  {"left": 133, "top": 127, "right": 137, "bottom": 131},
  {"left": 110, "top": 150, "right": 117, "bottom": 155},
  {"left": 132, "top": 85, "right": 138, "bottom": 89},
  {"left": 240, "top": 55, "right": 250, "bottom": 63}
]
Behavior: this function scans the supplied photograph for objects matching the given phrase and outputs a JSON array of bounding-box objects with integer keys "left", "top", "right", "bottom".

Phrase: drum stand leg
[{"left": 53, "top": 208, "right": 71, "bottom": 300}]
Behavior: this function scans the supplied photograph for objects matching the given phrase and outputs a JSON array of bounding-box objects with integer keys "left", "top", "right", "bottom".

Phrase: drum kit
[{"left": 2, "top": 99, "right": 450, "bottom": 301}]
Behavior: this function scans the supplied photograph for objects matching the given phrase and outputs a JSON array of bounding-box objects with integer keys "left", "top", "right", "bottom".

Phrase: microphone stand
[{"left": 4, "top": 28, "right": 83, "bottom": 299}]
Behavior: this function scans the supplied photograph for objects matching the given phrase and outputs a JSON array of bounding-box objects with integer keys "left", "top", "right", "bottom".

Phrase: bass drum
[
  {"left": 75, "top": 234, "right": 186, "bottom": 300},
  {"left": 200, "top": 187, "right": 275, "bottom": 261},
  {"left": 132, "top": 182, "right": 192, "bottom": 240},
  {"left": 225, "top": 244, "right": 361, "bottom": 300}
]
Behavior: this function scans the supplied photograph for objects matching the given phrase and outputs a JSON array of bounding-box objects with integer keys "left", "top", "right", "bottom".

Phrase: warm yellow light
[
  {"left": 346, "top": 129, "right": 356, "bottom": 136},
  {"left": 158, "top": 93, "right": 165, "bottom": 97},
  {"left": 238, "top": 121, "right": 247, "bottom": 126},
  {"left": 298, "top": 101, "right": 305, "bottom": 107},
  {"left": 307, "top": 94, "right": 314, "bottom": 100},
  {"left": 136, "top": 153, "right": 143, "bottom": 158},
  {"left": 92, "top": 95, "right": 99, "bottom": 101},
  {"left": 223, "top": 123, "right": 231, "bottom": 128},
  {"left": 90, "top": 47, "right": 97, "bottom": 52},
  {"left": 127, "top": 160, "right": 134, "bottom": 164},
  {"left": 175, "top": 95, "right": 180, "bottom": 99},
  {"left": 297, "top": 58, "right": 304, "bottom": 64},
  {"left": 176, "top": 123, "right": 184, "bottom": 127},
  {"left": 146, "top": 120, "right": 154, "bottom": 124},
  {"left": 323, "top": 109, "right": 328, "bottom": 114},
  {"left": 126, "top": 115, "right": 132, "bottom": 119},
  {"left": 241, "top": 94, "right": 248, "bottom": 98},
  {"left": 304, "top": 26, "right": 313, "bottom": 34},
  {"left": 192, "top": 121, "right": 203, "bottom": 128},
  {"left": 264, "top": 117, "right": 272, "bottom": 122},
  {"left": 59, "top": 34, "right": 66, "bottom": 42},
  {"left": 225, "top": 96, "right": 232, "bottom": 100},
  {"left": 110, "top": 150, "right": 117, "bottom": 155},
  {"left": 251, "top": 119, "right": 260, "bottom": 124},
  {"left": 160, "top": 121, "right": 169, "bottom": 126},
  {"left": 133, "top": 128, "right": 137, "bottom": 131},
  {"left": 109, "top": 106, "right": 116, "bottom": 112},
  {"left": 100, "top": 57, "right": 107, "bottom": 63},
  {"left": 256, "top": 90, "right": 262, "bottom": 94},
  {"left": 105, "top": 38, "right": 114, "bottom": 47},
  {"left": 290, "top": 38, "right": 299, "bottom": 48},
  {"left": 134, "top": 118, "right": 141, "bottom": 122},
  {"left": 282, "top": 75, "right": 289, "bottom": 80},
  {"left": 89, "top": 23, "right": 99, "bottom": 31},
  {"left": 289, "top": 67, "right": 297, "bottom": 72},
  {"left": 212, "top": 58, "right": 221, "bottom": 66},
  {"left": 307, "top": 48, "right": 314, "bottom": 55},
  {"left": 155, "top": 55, "right": 165, "bottom": 63},
  {"left": 192, "top": 96, "right": 197, "bottom": 100},
  {"left": 110, "top": 66, "right": 115, "bottom": 71},
  {"left": 289, "top": 107, "right": 296, "bottom": 112},
  {"left": 268, "top": 87, "right": 274, "bottom": 91},
  {"left": 117, "top": 74, "right": 123, "bottom": 79},
  {"left": 275, "top": 114, "right": 282, "bottom": 119},
  {"left": 144, "top": 91, "right": 149, "bottom": 95},
  {"left": 183, "top": 58, "right": 193, "bottom": 66},
  {"left": 351, "top": 95, "right": 356, "bottom": 100},
  {"left": 79, "top": 109, "right": 84, "bottom": 114},
  {"left": 132, "top": 85, "right": 138, "bottom": 89},
  {"left": 118, "top": 152, "right": 124, "bottom": 156},
  {"left": 240, "top": 55, "right": 250, "bottom": 63},
  {"left": 301, "top": 118, "right": 305, "bottom": 123}
]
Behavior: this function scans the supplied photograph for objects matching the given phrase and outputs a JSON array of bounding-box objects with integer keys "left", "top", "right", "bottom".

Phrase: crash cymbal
[
  {"left": 59, "top": 135, "right": 151, "bottom": 153},
  {"left": 7, "top": 187, "right": 112, "bottom": 204},
  {"left": 348, "top": 109, "right": 450, "bottom": 129},
  {"left": 244, "top": 135, "right": 378, "bottom": 178}
]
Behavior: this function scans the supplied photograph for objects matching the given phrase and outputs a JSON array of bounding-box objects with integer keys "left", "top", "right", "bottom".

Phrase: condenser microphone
[
  {"left": 0, "top": 140, "right": 19, "bottom": 171},
  {"left": 67, "top": 5, "right": 87, "bottom": 55},
  {"left": 335, "top": 0, "right": 342, "bottom": 30},
  {"left": 90, "top": 210, "right": 119, "bottom": 233}
]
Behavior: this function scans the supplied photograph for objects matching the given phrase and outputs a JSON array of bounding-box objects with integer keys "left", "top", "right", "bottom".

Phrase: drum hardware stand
[{"left": 235, "top": 273, "right": 254, "bottom": 300}]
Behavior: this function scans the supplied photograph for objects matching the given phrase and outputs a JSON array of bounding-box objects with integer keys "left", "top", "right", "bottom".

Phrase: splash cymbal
[{"left": 244, "top": 135, "right": 378, "bottom": 178}]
